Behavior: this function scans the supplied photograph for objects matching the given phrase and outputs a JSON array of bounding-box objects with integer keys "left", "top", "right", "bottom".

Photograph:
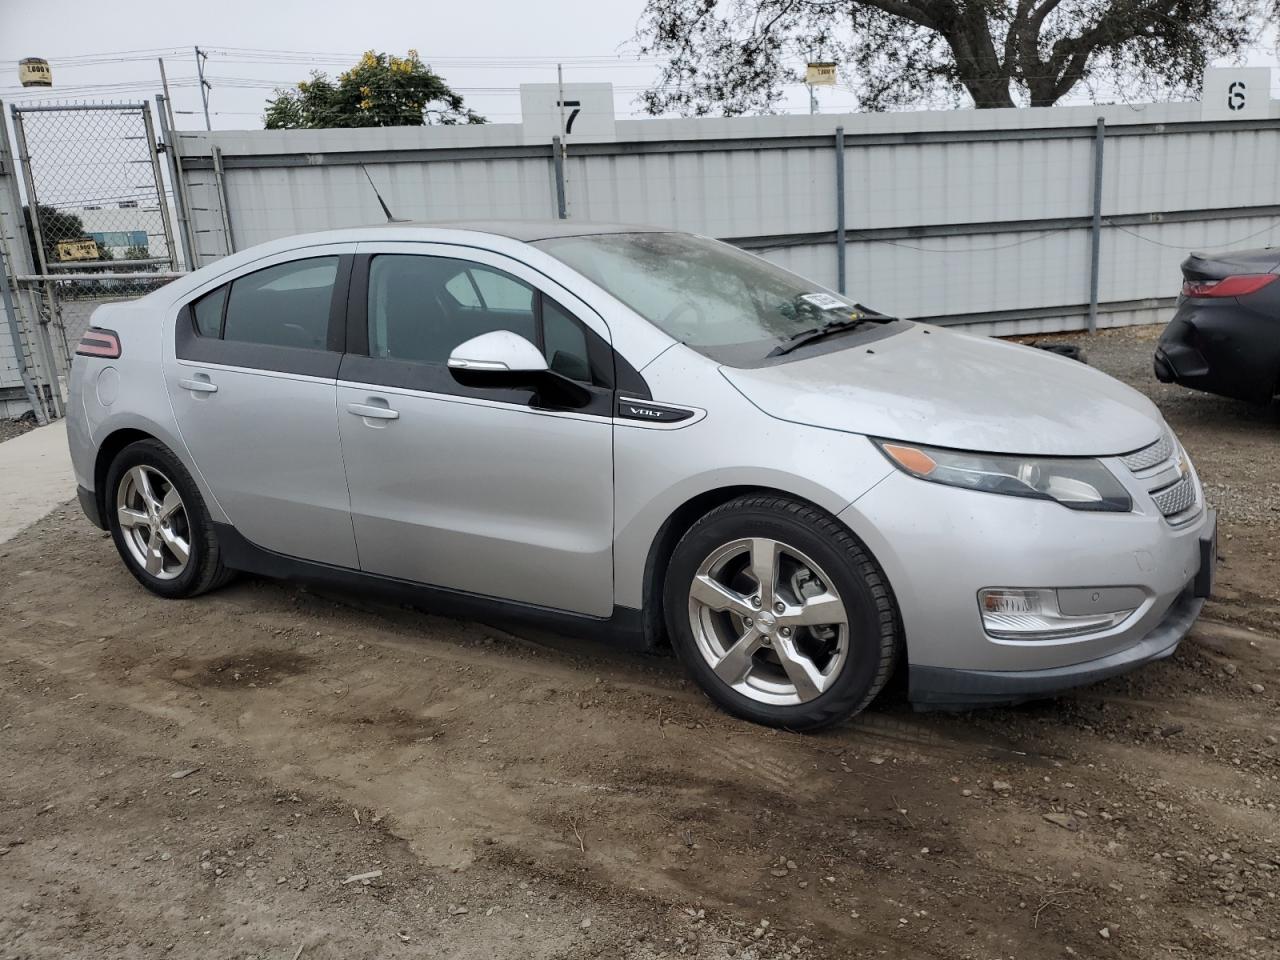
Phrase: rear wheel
[
  {"left": 105, "top": 440, "right": 233, "bottom": 598},
  {"left": 664, "top": 495, "right": 899, "bottom": 730}
]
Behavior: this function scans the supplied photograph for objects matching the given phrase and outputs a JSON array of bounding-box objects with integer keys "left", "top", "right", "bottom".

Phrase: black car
[{"left": 1155, "top": 246, "right": 1280, "bottom": 403}]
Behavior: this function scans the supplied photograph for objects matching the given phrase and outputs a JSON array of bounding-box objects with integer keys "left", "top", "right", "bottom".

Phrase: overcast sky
[
  {"left": 0, "top": 0, "right": 1276, "bottom": 129},
  {"left": 0, "top": 0, "right": 861, "bottom": 126}
]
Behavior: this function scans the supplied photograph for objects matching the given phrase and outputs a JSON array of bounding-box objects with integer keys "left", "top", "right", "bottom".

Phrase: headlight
[{"left": 874, "top": 440, "right": 1132, "bottom": 512}]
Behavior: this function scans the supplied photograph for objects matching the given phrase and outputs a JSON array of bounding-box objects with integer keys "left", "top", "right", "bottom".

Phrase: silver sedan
[{"left": 67, "top": 222, "right": 1216, "bottom": 729}]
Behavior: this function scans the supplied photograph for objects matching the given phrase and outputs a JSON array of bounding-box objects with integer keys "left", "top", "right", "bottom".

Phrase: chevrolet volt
[{"left": 68, "top": 223, "right": 1216, "bottom": 729}]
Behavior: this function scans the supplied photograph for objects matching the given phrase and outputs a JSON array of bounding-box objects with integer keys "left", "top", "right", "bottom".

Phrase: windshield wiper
[{"left": 767, "top": 305, "right": 897, "bottom": 357}]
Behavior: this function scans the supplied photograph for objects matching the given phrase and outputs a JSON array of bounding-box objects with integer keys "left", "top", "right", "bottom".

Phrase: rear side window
[{"left": 219, "top": 257, "right": 338, "bottom": 350}]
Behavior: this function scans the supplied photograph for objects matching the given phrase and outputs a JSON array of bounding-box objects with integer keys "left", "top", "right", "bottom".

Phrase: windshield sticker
[{"left": 800, "top": 292, "right": 850, "bottom": 312}]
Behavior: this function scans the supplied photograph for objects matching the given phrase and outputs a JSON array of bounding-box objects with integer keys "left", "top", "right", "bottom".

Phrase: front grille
[
  {"left": 1121, "top": 433, "right": 1173, "bottom": 472},
  {"left": 1119, "top": 428, "right": 1202, "bottom": 525},
  {"left": 1151, "top": 474, "right": 1197, "bottom": 519}
]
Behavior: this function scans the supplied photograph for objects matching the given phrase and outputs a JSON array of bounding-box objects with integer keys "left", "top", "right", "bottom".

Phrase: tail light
[
  {"left": 1181, "top": 274, "right": 1277, "bottom": 298},
  {"left": 75, "top": 327, "right": 121, "bottom": 358}
]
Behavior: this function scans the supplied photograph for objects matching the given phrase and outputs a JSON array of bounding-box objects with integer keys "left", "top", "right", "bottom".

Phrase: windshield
[{"left": 532, "top": 232, "right": 877, "bottom": 362}]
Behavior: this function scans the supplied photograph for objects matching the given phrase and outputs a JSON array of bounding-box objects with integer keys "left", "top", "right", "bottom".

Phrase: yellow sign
[
  {"left": 56, "top": 238, "right": 100, "bottom": 262},
  {"left": 805, "top": 63, "right": 837, "bottom": 86},
  {"left": 19, "top": 58, "right": 52, "bottom": 88}
]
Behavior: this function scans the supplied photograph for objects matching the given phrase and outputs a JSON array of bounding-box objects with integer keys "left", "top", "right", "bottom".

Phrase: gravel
[{"left": 0, "top": 415, "right": 35, "bottom": 444}]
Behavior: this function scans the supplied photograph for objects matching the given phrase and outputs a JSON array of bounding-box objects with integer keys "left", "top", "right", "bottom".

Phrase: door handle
[
  {"left": 178, "top": 377, "right": 218, "bottom": 394},
  {"left": 346, "top": 401, "right": 399, "bottom": 421}
]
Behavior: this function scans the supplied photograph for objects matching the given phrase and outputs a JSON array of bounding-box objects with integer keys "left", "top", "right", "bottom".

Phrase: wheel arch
[
  {"left": 86, "top": 405, "right": 228, "bottom": 525},
  {"left": 92, "top": 425, "right": 221, "bottom": 526},
  {"left": 93, "top": 427, "right": 158, "bottom": 525},
  {"left": 638, "top": 484, "right": 904, "bottom": 657}
]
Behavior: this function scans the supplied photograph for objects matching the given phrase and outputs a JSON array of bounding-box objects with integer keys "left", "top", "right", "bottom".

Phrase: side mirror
[
  {"left": 447, "top": 330, "right": 549, "bottom": 374},
  {"left": 447, "top": 330, "right": 591, "bottom": 409}
]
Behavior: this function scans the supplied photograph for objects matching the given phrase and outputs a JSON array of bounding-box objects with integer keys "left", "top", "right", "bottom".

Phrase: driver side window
[{"left": 365, "top": 255, "right": 605, "bottom": 385}]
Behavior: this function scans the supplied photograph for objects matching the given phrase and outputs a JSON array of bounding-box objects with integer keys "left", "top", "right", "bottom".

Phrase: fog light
[{"left": 978, "top": 588, "right": 1136, "bottom": 640}]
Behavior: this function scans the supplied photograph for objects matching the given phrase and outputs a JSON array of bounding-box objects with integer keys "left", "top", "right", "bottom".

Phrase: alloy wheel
[
  {"left": 687, "top": 537, "right": 850, "bottom": 706},
  {"left": 115, "top": 465, "right": 191, "bottom": 581}
]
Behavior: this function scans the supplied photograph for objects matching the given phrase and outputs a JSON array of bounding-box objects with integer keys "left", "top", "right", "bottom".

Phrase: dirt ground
[
  {"left": 0, "top": 417, "right": 35, "bottom": 445},
  {"left": 1, "top": 325, "right": 1277, "bottom": 960}
]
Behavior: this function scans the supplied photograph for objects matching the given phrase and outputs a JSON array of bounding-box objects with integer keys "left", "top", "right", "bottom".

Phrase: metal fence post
[
  {"left": 835, "top": 126, "right": 846, "bottom": 295},
  {"left": 0, "top": 98, "right": 49, "bottom": 422},
  {"left": 143, "top": 100, "right": 180, "bottom": 271},
  {"left": 1088, "top": 117, "right": 1106, "bottom": 335},
  {"left": 9, "top": 107, "right": 64, "bottom": 414},
  {"left": 156, "top": 94, "right": 196, "bottom": 269},
  {"left": 552, "top": 136, "right": 567, "bottom": 219},
  {"left": 9, "top": 107, "right": 49, "bottom": 276},
  {"left": 0, "top": 245, "right": 47, "bottom": 424},
  {"left": 211, "top": 146, "right": 236, "bottom": 254}
]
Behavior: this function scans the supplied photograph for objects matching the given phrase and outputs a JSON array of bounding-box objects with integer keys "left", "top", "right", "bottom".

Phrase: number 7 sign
[
  {"left": 520, "top": 83, "right": 616, "bottom": 143},
  {"left": 557, "top": 100, "right": 582, "bottom": 135}
]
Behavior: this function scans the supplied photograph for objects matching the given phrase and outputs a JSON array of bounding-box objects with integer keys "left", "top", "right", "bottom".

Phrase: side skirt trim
[{"left": 212, "top": 522, "right": 652, "bottom": 650}]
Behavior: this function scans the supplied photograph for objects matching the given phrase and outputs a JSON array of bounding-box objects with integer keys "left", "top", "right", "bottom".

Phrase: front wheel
[
  {"left": 664, "top": 495, "right": 900, "bottom": 730},
  {"left": 105, "top": 439, "right": 234, "bottom": 599}
]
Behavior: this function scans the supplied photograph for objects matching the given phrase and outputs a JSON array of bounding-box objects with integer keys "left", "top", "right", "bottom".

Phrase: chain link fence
[
  {"left": 11, "top": 103, "right": 176, "bottom": 276},
  {"left": 5, "top": 102, "right": 183, "bottom": 397},
  {"left": 15, "top": 273, "right": 179, "bottom": 367}
]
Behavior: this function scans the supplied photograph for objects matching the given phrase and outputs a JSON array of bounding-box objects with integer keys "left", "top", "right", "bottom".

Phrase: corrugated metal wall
[
  {"left": 0, "top": 108, "right": 46, "bottom": 419},
  {"left": 174, "top": 100, "right": 1280, "bottom": 335},
  {"left": 0, "top": 175, "right": 29, "bottom": 414}
]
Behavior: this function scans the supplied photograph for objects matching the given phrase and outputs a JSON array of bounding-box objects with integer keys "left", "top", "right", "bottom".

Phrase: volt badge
[{"left": 616, "top": 399, "right": 694, "bottom": 424}]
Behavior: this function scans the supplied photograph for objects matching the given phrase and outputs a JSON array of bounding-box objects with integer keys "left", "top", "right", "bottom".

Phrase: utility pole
[
  {"left": 807, "top": 50, "right": 819, "bottom": 115},
  {"left": 556, "top": 63, "right": 568, "bottom": 217},
  {"left": 194, "top": 46, "right": 211, "bottom": 130},
  {"left": 557, "top": 63, "right": 566, "bottom": 141},
  {"left": 157, "top": 57, "right": 176, "bottom": 130}
]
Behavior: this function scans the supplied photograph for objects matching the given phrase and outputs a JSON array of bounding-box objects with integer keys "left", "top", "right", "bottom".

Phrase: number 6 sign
[{"left": 1200, "top": 68, "right": 1272, "bottom": 121}]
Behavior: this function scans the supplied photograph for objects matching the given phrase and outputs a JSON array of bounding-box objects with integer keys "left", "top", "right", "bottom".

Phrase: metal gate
[{"left": 10, "top": 102, "right": 181, "bottom": 381}]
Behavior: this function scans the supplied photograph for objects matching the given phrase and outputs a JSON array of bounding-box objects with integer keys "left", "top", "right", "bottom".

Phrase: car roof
[
  {"left": 155, "top": 220, "right": 683, "bottom": 310},
  {"left": 377, "top": 219, "right": 670, "bottom": 243}
]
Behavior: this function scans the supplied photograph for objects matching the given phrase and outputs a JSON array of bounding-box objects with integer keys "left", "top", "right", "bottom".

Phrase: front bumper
[
  {"left": 839, "top": 464, "right": 1215, "bottom": 709},
  {"left": 909, "top": 584, "right": 1203, "bottom": 709}
]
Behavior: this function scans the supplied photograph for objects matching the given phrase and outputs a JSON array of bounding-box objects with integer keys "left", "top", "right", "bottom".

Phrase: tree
[
  {"left": 637, "top": 0, "right": 1263, "bottom": 112},
  {"left": 23, "top": 205, "right": 86, "bottom": 263},
  {"left": 264, "top": 50, "right": 485, "bottom": 128}
]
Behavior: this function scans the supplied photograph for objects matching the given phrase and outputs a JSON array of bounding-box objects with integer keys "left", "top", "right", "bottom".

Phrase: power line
[
  {"left": 0, "top": 47, "right": 188, "bottom": 67},
  {"left": 1111, "top": 220, "right": 1280, "bottom": 250},
  {"left": 0, "top": 46, "right": 664, "bottom": 70},
  {"left": 204, "top": 45, "right": 661, "bottom": 65}
]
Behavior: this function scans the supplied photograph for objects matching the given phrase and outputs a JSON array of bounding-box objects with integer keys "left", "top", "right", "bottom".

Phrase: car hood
[{"left": 720, "top": 324, "right": 1162, "bottom": 456}]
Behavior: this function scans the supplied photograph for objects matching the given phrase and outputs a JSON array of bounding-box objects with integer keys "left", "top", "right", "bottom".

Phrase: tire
[
  {"left": 104, "top": 439, "right": 234, "bottom": 599},
  {"left": 663, "top": 494, "right": 899, "bottom": 731}
]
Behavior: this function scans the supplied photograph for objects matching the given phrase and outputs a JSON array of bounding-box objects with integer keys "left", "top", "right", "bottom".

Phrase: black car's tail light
[
  {"left": 75, "top": 327, "right": 121, "bottom": 358},
  {"left": 1181, "top": 274, "right": 1277, "bottom": 298}
]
